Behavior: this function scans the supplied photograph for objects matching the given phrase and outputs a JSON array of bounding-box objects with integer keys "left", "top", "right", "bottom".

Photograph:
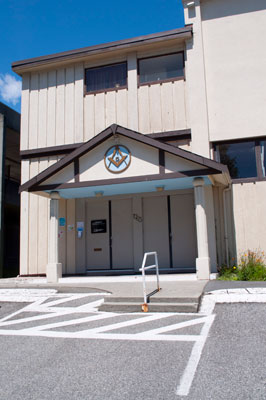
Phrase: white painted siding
[
  {"left": 232, "top": 182, "right": 266, "bottom": 257},
  {"left": 201, "top": 0, "right": 266, "bottom": 141},
  {"left": 21, "top": 64, "right": 85, "bottom": 151},
  {"left": 138, "top": 80, "right": 187, "bottom": 134},
  {"left": 84, "top": 89, "right": 128, "bottom": 140}
]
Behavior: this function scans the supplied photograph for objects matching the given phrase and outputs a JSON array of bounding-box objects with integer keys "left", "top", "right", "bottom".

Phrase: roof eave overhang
[{"left": 12, "top": 26, "right": 193, "bottom": 75}]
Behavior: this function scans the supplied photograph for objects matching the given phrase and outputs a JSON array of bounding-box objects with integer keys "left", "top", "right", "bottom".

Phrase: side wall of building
[
  {"left": 201, "top": 0, "right": 266, "bottom": 258},
  {"left": 184, "top": 0, "right": 266, "bottom": 262}
]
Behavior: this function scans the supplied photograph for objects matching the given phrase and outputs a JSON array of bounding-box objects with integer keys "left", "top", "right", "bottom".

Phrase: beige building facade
[{"left": 13, "top": 0, "right": 266, "bottom": 281}]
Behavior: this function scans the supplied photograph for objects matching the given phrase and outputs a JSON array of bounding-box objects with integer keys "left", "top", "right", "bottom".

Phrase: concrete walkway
[
  {"left": 0, "top": 275, "right": 266, "bottom": 311},
  {"left": 0, "top": 274, "right": 206, "bottom": 296},
  {"left": 0, "top": 275, "right": 208, "bottom": 312}
]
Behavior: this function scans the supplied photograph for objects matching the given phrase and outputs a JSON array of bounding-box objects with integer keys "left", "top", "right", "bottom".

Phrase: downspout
[{"left": 223, "top": 185, "right": 231, "bottom": 267}]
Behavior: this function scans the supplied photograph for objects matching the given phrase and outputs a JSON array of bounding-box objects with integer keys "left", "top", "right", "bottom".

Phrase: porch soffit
[{"left": 19, "top": 124, "right": 230, "bottom": 195}]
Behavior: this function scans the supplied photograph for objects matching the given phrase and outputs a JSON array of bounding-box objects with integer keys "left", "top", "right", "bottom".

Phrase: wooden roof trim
[
  {"left": 12, "top": 26, "right": 192, "bottom": 73},
  {"left": 20, "top": 129, "right": 192, "bottom": 160},
  {"left": 19, "top": 123, "right": 229, "bottom": 193}
]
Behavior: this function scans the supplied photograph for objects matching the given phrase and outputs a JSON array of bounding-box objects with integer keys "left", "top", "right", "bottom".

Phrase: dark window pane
[
  {"left": 86, "top": 63, "right": 127, "bottom": 93},
  {"left": 260, "top": 141, "right": 266, "bottom": 177},
  {"left": 139, "top": 53, "right": 184, "bottom": 84},
  {"left": 218, "top": 141, "right": 257, "bottom": 179}
]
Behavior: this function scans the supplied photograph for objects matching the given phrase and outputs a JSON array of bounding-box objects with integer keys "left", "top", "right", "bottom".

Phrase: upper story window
[
  {"left": 138, "top": 52, "right": 184, "bottom": 86},
  {"left": 214, "top": 139, "right": 266, "bottom": 182},
  {"left": 85, "top": 62, "right": 127, "bottom": 94}
]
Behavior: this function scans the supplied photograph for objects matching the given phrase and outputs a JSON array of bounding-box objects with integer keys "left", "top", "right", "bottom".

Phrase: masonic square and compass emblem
[{"left": 104, "top": 145, "right": 131, "bottom": 173}]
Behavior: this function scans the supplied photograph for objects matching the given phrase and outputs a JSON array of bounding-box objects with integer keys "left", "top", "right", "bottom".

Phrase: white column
[
  {"left": 183, "top": 0, "right": 210, "bottom": 158},
  {"left": 46, "top": 192, "right": 62, "bottom": 283},
  {"left": 127, "top": 52, "right": 138, "bottom": 131},
  {"left": 193, "top": 178, "right": 210, "bottom": 279}
]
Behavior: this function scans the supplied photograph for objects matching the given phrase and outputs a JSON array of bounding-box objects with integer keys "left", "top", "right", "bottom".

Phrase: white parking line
[
  {"left": 176, "top": 314, "right": 215, "bottom": 396},
  {"left": 2, "top": 288, "right": 265, "bottom": 397}
]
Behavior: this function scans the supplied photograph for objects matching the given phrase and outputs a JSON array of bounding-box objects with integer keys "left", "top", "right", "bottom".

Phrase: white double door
[
  {"left": 86, "top": 198, "right": 134, "bottom": 270},
  {"left": 143, "top": 194, "right": 197, "bottom": 270},
  {"left": 86, "top": 193, "right": 197, "bottom": 271}
]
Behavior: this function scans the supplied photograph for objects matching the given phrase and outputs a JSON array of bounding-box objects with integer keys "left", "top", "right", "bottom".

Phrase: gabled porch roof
[{"left": 20, "top": 124, "right": 230, "bottom": 199}]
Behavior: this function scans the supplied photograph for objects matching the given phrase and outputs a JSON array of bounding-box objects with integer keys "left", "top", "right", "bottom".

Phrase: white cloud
[{"left": 0, "top": 73, "right": 22, "bottom": 106}]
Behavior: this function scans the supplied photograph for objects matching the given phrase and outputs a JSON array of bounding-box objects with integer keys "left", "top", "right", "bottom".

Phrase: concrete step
[
  {"left": 98, "top": 301, "right": 199, "bottom": 313},
  {"left": 103, "top": 296, "right": 201, "bottom": 304}
]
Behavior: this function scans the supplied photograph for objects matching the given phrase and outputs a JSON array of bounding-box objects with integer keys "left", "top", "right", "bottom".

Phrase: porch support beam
[
  {"left": 46, "top": 192, "right": 62, "bottom": 283},
  {"left": 193, "top": 177, "right": 210, "bottom": 280}
]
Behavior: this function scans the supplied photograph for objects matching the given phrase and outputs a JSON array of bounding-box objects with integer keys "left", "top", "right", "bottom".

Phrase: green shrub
[{"left": 218, "top": 250, "right": 266, "bottom": 281}]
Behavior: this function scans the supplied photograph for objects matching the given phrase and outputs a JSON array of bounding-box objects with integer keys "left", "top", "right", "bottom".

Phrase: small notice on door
[{"left": 91, "top": 220, "right": 107, "bottom": 234}]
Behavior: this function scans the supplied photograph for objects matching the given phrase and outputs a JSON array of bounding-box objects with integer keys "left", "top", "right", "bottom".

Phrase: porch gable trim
[{"left": 19, "top": 124, "right": 229, "bottom": 193}]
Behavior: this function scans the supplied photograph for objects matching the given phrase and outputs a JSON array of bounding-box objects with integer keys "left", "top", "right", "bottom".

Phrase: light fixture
[
  {"left": 187, "top": 1, "right": 195, "bottom": 7},
  {"left": 50, "top": 191, "right": 61, "bottom": 200},
  {"left": 156, "top": 186, "right": 165, "bottom": 192},
  {"left": 95, "top": 191, "right": 104, "bottom": 197}
]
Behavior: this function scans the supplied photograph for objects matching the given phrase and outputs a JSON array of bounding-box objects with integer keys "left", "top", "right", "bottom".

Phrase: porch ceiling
[{"left": 43, "top": 176, "right": 212, "bottom": 199}]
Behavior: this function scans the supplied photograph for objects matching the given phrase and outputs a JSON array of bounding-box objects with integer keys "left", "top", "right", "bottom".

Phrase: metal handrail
[{"left": 139, "top": 252, "right": 160, "bottom": 312}]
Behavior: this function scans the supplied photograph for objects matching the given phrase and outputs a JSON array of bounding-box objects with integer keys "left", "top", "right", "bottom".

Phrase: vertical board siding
[
  {"left": 28, "top": 73, "right": 39, "bottom": 149},
  {"left": 149, "top": 84, "right": 162, "bottom": 132},
  {"left": 38, "top": 71, "right": 47, "bottom": 148},
  {"left": 26, "top": 65, "right": 85, "bottom": 149},
  {"left": 84, "top": 89, "right": 128, "bottom": 139},
  {"left": 116, "top": 89, "right": 128, "bottom": 127},
  {"left": 37, "top": 159, "right": 49, "bottom": 274},
  {"left": 28, "top": 160, "right": 39, "bottom": 274},
  {"left": 127, "top": 53, "right": 138, "bottom": 131},
  {"left": 56, "top": 68, "right": 65, "bottom": 146},
  {"left": 74, "top": 63, "right": 84, "bottom": 143},
  {"left": 138, "top": 85, "right": 150, "bottom": 133},
  {"left": 173, "top": 80, "right": 187, "bottom": 130},
  {"left": 75, "top": 199, "right": 86, "bottom": 273},
  {"left": 25, "top": 66, "right": 187, "bottom": 149},
  {"left": 58, "top": 199, "right": 67, "bottom": 274},
  {"left": 138, "top": 80, "right": 187, "bottom": 133},
  {"left": 20, "top": 160, "right": 30, "bottom": 274},
  {"left": 94, "top": 92, "right": 105, "bottom": 134},
  {"left": 105, "top": 91, "right": 116, "bottom": 127},
  {"left": 161, "top": 82, "right": 174, "bottom": 131},
  {"left": 47, "top": 70, "right": 56, "bottom": 147},
  {"left": 66, "top": 199, "right": 76, "bottom": 274},
  {"left": 20, "top": 73, "right": 30, "bottom": 151},
  {"left": 84, "top": 94, "right": 95, "bottom": 141},
  {"left": 65, "top": 67, "right": 75, "bottom": 144}
]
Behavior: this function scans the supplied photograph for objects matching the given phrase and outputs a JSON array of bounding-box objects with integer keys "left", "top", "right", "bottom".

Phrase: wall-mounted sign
[
  {"left": 77, "top": 221, "right": 84, "bottom": 239},
  {"left": 104, "top": 145, "right": 131, "bottom": 174},
  {"left": 91, "top": 220, "right": 107, "bottom": 234},
  {"left": 59, "top": 217, "right": 66, "bottom": 227}
]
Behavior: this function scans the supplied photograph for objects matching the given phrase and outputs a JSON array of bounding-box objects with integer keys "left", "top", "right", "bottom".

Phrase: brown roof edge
[
  {"left": 19, "top": 123, "right": 229, "bottom": 194},
  {"left": 20, "top": 129, "right": 192, "bottom": 160},
  {"left": 12, "top": 25, "right": 193, "bottom": 73}
]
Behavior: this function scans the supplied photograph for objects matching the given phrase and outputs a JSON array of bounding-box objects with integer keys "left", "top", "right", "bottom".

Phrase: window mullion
[{"left": 255, "top": 140, "right": 263, "bottom": 180}]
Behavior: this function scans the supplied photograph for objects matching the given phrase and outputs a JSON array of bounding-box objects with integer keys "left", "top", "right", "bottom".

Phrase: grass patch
[{"left": 218, "top": 250, "right": 266, "bottom": 281}]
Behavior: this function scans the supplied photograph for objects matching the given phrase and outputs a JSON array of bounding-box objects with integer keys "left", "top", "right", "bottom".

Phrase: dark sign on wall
[{"left": 91, "top": 220, "right": 107, "bottom": 234}]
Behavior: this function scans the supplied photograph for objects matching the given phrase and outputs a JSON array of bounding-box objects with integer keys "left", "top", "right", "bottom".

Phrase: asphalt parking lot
[{"left": 0, "top": 290, "right": 265, "bottom": 400}]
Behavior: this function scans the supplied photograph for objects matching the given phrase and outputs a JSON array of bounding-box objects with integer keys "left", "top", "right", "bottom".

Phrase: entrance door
[
  {"left": 143, "top": 196, "right": 170, "bottom": 268},
  {"left": 170, "top": 193, "right": 197, "bottom": 270},
  {"left": 86, "top": 200, "right": 110, "bottom": 269},
  {"left": 86, "top": 198, "right": 134, "bottom": 271},
  {"left": 111, "top": 198, "right": 134, "bottom": 269}
]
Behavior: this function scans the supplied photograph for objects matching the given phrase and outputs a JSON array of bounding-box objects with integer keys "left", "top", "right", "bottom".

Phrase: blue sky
[{"left": 0, "top": 0, "right": 184, "bottom": 113}]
